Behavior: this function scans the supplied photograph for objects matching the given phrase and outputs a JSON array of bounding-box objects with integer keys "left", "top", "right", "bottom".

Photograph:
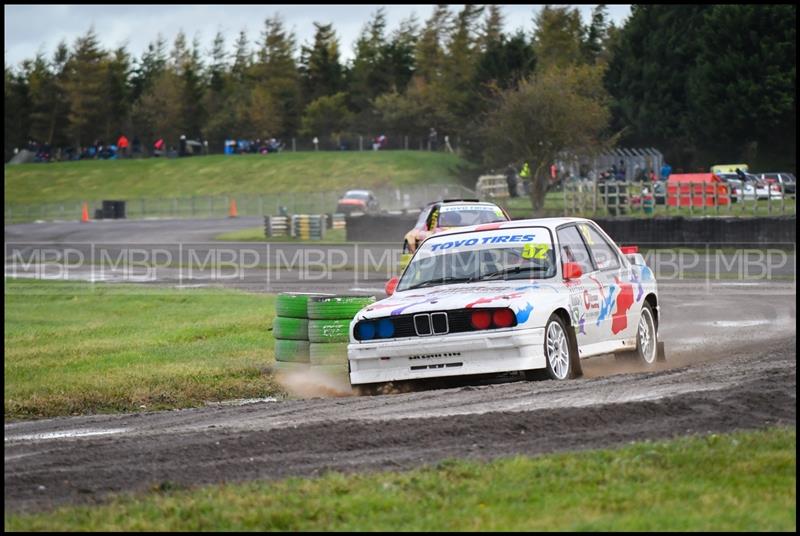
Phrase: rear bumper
[{"left": 348, "top": 327, "right": 546, "bottom": 385}]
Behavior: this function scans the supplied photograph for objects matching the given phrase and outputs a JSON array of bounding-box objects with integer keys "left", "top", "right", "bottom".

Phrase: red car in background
[{"left": 336, "top": 190, "right": 380, "bottom": 215}]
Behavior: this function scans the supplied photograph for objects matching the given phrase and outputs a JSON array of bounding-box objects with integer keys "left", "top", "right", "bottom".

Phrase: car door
[
  {"left": 576, "top": 222, "right": 635, "bottom": 341},
  {"left": 556, "top": 225, "right": 600, "bottom": 350}
]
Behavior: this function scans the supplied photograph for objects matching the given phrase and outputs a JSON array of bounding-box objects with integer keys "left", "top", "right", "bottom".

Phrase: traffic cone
[
  {"left": 81, "top": 202, "right": 90, "bottom": 223},
  {"left": 229, "top": 198, "right": 238, "bottom": 218}
]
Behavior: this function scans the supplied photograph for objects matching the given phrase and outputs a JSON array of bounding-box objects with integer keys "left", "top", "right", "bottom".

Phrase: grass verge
[
  {"left": 4, "top": 151, "right": 465, "bottom": 205},
  {"left": 4, "top": 427, "right": 795, "bottom": 531},
  {"left": 4, "top": 279, "right": 281, "bottom": 420},
  {"left": 215, "top": 227, "right": 347, "bottom": 243}
]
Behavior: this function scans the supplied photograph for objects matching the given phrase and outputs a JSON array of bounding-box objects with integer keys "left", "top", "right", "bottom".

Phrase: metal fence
[
  {"left": 4, "top": 183, "right": 476, "bottom": 224},
  {"left": 563, "top": 180, "right": 797, "bottom": 217}
]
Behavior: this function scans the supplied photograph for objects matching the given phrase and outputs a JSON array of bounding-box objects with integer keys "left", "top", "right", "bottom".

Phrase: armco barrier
[
  {"left": 345, "top": 213, "right": 795, "bottom": 248},
  {"left": 591, "top": 216, "right": 795, "bottom": 248},
  {"left": 346, "top": 212, "right": 419, "bottom": 243}
]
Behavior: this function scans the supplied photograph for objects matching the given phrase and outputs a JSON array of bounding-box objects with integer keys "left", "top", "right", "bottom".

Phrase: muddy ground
[
  {"left": 5, "top": 334, "right": 795, "bottom": 514},
  {"left": 4, "top": 218, "right": 796, "bottom": 514}
]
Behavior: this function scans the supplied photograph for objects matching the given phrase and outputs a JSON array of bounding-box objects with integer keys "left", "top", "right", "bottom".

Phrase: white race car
[{"left": 348, "top": 217, "right": 663, "bottom": 387}]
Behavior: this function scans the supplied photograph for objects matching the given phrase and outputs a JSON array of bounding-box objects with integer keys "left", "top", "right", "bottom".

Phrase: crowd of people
[{"left": 224, "top": 138, "right": 284, "bottom": 155}]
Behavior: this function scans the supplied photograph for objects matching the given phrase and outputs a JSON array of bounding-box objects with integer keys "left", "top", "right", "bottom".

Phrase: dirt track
[
  {"left": 4, "top": 219, "right": 797, "bottom": 514},
  {"left": 5, "top": 334, "right": 795, "bottom": 514}
]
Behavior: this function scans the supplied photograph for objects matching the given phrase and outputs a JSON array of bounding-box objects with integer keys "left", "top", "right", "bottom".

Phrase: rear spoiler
[{"left": 438, "top": 198, "right": 481, "bottom": 203}]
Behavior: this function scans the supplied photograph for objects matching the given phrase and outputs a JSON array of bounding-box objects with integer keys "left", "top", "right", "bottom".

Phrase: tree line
[{"left": 5, "top": 4, "right": 796, "bottom": 179}]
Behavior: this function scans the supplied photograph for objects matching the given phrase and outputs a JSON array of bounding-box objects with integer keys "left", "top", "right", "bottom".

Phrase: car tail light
[
  {"left": 492, "top": 308, "right": 515, "bottom": 328},
  {"left": 620, "top": 245, "right": 639, "bottom": 254},
  {"left": 470, "top": 310, "right": 492, "bottom": 330}
]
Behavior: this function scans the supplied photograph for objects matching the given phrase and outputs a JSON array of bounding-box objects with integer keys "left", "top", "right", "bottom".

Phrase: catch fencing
[
  {"left": 4, "top": 183, "right": 476, "bottom": 224},
  {"left": 562, "top": 180, "right": 796, "bottom": 218}
]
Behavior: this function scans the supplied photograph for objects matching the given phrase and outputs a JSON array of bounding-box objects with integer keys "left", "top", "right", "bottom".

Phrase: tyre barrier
[
  {"left": 274, "top": 339, "right": 311, "bottom": 363},
  {"left": 273, "top": 317, "right": 309, "bottom": 340},
  {"left": 307, "top": 319, "right": 352, "bottom": 343},
  {"left": 291, "top": 214, "right": 326, "bottom": 240},
  {"left": 307, "top": 295, "right": 376, "bottom": 320},
  {"left": 331, "top": 213, "right": 346, "bottom": 230},
  {"left": 265, "top": 216, "right": 290, "bottom": 238},
  {"left": 275, "top": 292, "right": 332, "bottom": 319},
  {"left": 273, "top": 293, "right": 375, "bottom": 380}
]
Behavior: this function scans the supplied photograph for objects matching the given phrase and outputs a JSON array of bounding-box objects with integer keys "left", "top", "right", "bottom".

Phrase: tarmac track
[{"left": 3, "top": 219, "right": 797, "bottom": 514}]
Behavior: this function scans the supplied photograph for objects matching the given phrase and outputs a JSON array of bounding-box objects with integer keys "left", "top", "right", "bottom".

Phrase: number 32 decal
[{"left": 521, "top": 243, "right": 549, "bottom": 260}]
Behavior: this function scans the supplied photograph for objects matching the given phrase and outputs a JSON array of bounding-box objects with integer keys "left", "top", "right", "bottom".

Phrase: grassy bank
[
  {"left": 4, "top": 279, "right": 280, "bottom": 420},
  {"left": 214, "top": 227, "right": 347, "bottom": 243},
  {"left": 4, "top": 151, "right": 466, "bottom": 205},
  {"left": 5, "top": 427, "right": 795, "bottom": 531}
]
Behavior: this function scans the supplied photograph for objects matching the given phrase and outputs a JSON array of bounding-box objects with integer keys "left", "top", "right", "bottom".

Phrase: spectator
[
  {"left": 660, "top": 162, "right": 672, "bottom": 181},
  {"left": 428, "top": 128, "right": 438, "bottom": 151},
  {"left": 505, "top": 165, "right": 519, "bottom": 198},
  {"left": 313, "top": 136, "right": 319, "bottom": 151},
  {"left": 117, "top": 134, "right": 129, "bottom": 158},
  {"left": 615, "top": 160, "right": 626, "bottom": 181},
  {"left": 444, "top": 135, "right": 454, "bottom": 153},
  {"left": 153, "top": 138, "right": 165, "bottom": 157},
  {"left": 132, "top": 136, "right": 141, "bottom": 156}
]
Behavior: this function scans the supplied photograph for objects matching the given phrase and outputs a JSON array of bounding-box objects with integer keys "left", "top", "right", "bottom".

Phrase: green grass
[
  {"left": 4, "top": 151, "right": 466, "bottom": 205},
  {"left": 5, "top": 427, "right": 795, "bottom": 531},
  {"left": 4, "top": 279, "right": 282, "bottom": 420},
  {"left": 215, "top": 227, "right": 347, "bottom": 243}
]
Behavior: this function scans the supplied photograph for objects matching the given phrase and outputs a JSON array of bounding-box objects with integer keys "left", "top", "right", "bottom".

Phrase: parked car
[
  {"left": 348, "top": 217, "right": 663, "bottom": 388},
  {"left": 402, "top": 199, "right": 510, "bottom": 254},
  {"left": 759, "top": 173, "right": 796, "bottom": 195},
  {"left": 741, "top": 173, "right": 783, "bottom": 200},
  {"left": 714, "top": 173, "right": 744, "bottom": 203},
  {"left": 336, "top": 190, "right": 380, "bottom": 214}
]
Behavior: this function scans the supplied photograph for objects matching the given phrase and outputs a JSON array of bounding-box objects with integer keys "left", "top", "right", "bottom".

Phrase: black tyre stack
[{"left": 307, "top": 296, "right": 376, "bottom": 381}]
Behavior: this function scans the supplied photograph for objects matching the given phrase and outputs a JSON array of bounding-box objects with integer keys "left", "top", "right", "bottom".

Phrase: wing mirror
[
  {"left": 385, "top": 276, "right": 399, "bottom": 296},
  {"left": 562, "top": 262, "right": 582, "bottom": 280}
]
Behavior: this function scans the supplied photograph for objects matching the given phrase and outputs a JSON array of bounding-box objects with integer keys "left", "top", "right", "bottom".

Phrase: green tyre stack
[
  {"left": 307, "top": 295, "right": 375, "bottom": 381},
  {"left": 273, "top": 293, "right": 332, "bottom": 372}
]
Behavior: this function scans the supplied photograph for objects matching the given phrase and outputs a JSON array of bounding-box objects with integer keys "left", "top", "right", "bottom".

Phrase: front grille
[{"left": 354, "top": 308, "right": 516, "bottom": 341}]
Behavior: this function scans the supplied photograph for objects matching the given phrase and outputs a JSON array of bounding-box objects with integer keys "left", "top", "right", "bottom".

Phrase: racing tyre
[
  {"left": 272, "top": 317, "right": 309, "bottom": 340},
  {"left": 307, "top": 296, "right": 375, "bottom": 320},
  {"left": 274, "top": 339, "right": 310, "bottom": 363},
  {"left": 276, "top": 293, "right": 326, "bottom": 319},
  {"left": 615, "top": 302, "right": 658, "bottom": 365},
  {"left": 307, "top": 319, "right": 351, "bottom": 343},
  {"left": 541, "top": 313, "right": 582, "bottom": 380},
  {"left": 309, "top": 342, "right": 349, "bottom": 365}
]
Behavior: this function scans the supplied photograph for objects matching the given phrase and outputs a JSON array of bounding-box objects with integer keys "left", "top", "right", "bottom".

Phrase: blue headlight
[
  {"left": 358, "top": 321, "right": 376, "bottom": 340},
  {"left": 377, "top": 318, "right": 395, "bottom": 338}
]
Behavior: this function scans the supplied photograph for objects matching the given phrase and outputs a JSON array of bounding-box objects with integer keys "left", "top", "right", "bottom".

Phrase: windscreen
[
  {"left": 435, "top": 205, "right": 507, "bottom": 227},
  {"left": 397, "top": 227, "right": 556, "bottom": 291}
]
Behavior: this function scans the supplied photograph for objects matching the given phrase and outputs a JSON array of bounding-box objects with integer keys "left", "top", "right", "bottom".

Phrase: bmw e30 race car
[{"left": 348, "top": 217, "right": 663, "bottom": 387}]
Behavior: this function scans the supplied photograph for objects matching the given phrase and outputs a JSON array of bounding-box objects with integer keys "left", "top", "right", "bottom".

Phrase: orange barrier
[
  {"left": 81, "top": 202, "right": 90, "bottom": 222},
  {"left": 666, "top": 173, "right": 730, "bottom": 207},
  {"left": 229, "top": 198, "right": 238, "bottom": 218}
]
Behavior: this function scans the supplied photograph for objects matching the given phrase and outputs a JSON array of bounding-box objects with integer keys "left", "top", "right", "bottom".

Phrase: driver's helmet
[{"left": 438, "top": 210, "right": 463, "bottom": 227}]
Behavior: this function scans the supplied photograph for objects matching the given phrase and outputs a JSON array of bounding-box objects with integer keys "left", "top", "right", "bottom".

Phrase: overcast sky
[{"left": 5, "top": 4, "right": 631, "bottom": 68}]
